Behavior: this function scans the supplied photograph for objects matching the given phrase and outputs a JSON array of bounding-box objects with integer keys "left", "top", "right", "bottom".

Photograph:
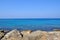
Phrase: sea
[{"left": 0, "top": 18, "right": 60, "bottom": 31}]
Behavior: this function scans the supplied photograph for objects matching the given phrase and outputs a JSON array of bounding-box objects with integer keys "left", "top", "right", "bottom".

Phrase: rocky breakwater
[{"left": 0, "top": 29, "right": 60, "bottom": 40}]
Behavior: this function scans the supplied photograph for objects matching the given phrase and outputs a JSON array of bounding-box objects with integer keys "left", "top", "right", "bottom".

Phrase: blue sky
[{"left": 0, "top": 0, "right": 60, "bottom": 18}]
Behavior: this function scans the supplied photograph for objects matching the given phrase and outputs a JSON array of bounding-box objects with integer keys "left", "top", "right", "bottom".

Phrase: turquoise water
[{"left": 0, "top": 19, "right": 60, "bottom": 31}]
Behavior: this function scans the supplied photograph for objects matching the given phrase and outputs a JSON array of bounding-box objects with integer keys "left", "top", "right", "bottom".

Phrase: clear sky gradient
[{"left": 0, "top": 0, "right": 60, "bottom": 18}]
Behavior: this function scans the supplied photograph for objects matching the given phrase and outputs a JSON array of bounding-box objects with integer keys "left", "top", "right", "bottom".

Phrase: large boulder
[
  {"left": 1, "top": 29, "right": 22, "bottom": 40},
  {"left": 27, "top": 30, "right": 43, "bottom": 40}
]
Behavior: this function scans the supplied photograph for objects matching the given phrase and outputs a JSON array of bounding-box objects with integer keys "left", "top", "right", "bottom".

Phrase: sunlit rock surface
[
  {"left": 1, "top": 29, "right": 60, "bottom": 40},
  {"left": 1, "top": 29, "right": 22, "bottom": 40},
  {"left": 47, "top": 31, "right": 60, "bottom": 40},
  {"left": 21, "top": 30, "right": 32, "bottom": 36}
]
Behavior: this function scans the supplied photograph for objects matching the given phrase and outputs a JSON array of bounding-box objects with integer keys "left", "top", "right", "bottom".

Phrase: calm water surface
[{"left": 0, "top": 19, "right": 60, "bottom": 31}]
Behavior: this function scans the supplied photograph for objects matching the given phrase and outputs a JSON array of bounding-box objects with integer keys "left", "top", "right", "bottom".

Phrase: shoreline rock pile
[{"left": 0, "top": 29, "right": 60, "bottom": 40}]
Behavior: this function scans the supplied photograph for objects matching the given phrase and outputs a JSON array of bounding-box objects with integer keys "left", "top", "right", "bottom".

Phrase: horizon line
[{"left": 0, "top": 18, "right": 60, "bottom": 20}]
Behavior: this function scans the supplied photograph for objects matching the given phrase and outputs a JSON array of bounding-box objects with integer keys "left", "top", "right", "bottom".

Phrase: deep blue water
[{"left": 0, "top": 19, "right": 60, "bottom": 31}]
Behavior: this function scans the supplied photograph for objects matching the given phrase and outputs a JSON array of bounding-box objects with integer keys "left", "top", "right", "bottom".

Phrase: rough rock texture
[
  {"left": 1, "top": 29, "right": 60, "bottom": 40},
  {"left": 21, "top": 30, "right": 42, "bottom": 40},
  {"left": 0, "top": 31, "right": 4, "bottom": 39},
  {"left": 27, "top": 30, "right": 43, "bottom": 40},
  {"left": 1, "top": 29, "right": 22, "bottom": 40},
  {"left": 0, "top": 30, "right": 9, "bottom": 39},
  {"left": 47, "top": 31, "right": 60, "bottom": 40}
]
